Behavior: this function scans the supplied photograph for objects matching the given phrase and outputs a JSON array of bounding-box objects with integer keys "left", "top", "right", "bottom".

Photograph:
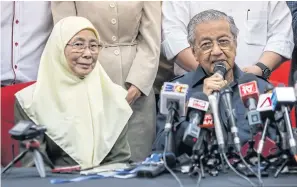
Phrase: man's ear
[
  {"left": 191, "top": 46, "right": 195, "bottom": 55},
  {"left": 191, "top": 47, "right": 199, "bottom": 62}
]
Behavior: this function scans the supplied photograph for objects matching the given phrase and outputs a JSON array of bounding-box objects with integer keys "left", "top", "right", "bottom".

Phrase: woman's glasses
[{"left": 67, "top": 42, "right": 102, "bottom": 53}]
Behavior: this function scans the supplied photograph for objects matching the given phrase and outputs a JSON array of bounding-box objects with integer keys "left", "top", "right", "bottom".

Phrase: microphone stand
[
  {"left": 267, "top": 110, "right": 297, "bottom": 178},
  {"left": 190, "top": 129, "right": 207, "bottom": 178},
  {"left": 164, "top": 101, "right": 179, "bottom": 168},
  {"left": 205, "top": 129, "right": 225, "bottom": 177}
]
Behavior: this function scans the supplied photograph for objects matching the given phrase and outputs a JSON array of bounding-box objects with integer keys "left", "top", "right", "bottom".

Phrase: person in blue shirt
[{"left": 152, "top": 9, "right": 273, "bottom": 156}]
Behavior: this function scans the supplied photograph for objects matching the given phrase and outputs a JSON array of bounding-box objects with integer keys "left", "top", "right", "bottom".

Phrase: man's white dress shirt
[
  {"left": 162, "top": 1, "right": 294, "bottom": 75},
  {"left": 1, "top": 1, "right": 53, "bottom": 85}
]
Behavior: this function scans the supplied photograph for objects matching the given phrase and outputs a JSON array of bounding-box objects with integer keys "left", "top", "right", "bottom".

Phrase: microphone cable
[
  {"left": 163, "top": 133, "right": 184, "bottom": 187},
  {"left": 195, "top": 166, "right": 202, "bottom": 187},
  {"left": 238, "top": 152, "right": 263, "bottom": 187},
  {"left": 222, "top": 153, "right": 257, "bottom": 187},
  {"left": 218, "top": 91, "right": 258, "bottom": 187},
  {"left": 256, "top": 118, "right": 271, "bottom": 187}
]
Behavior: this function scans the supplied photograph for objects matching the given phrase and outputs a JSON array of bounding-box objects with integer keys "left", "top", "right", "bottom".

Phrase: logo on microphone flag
[{"left": 163, "top": 82, "right": 188, "bottom": 94}]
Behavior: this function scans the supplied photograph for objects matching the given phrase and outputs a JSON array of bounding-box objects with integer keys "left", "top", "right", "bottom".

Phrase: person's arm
[
  {"left": 51, "top": 1, "right": 76, "bottom": 24},
  {"left": 162, "top": 1, "right": 198, "bottom": 72},
  {"left": 244, "top": 2, "right": 294, "bottom": 76},
  {"left": 125, "top": 1, "right": 161, "bottom": 97},
  {"left": 14, "top": 98, "right": 47, "bottom": 167},
  {"left": 101, "top": 124, "right": 131, "bottom": 165},
  {"left": 176, "top": 48, "right": 199, "bottom": 71},
  {"left": 262, "top": 1, "right": 294, "bottom": 69}
]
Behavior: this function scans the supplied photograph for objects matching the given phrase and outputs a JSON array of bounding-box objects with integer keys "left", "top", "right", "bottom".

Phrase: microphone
[
  {"left": 183, "top": 92, "right": 209, "bottom": 147},
  {"left": 213, "top": 61, "right": 227, "bottom": 79},
  {"left": 205, "top": 62, "right": 227, "bottom": 153},
  {"left": 220, "top": 87, "right": 241, "bottom": 152},
  {"left": 200, "top": 113, "right": 214, "bottom": 128},
  {"left": 160, "top": 82, "right": 189, "bottom": 166},
  {"left": 257, "top": 92, "right": 273, "bottom": 120},
  {"left": 238, "top": 74, "right": 262, "bottom": 126},
  {"left": 212, "top": 62, "right": 227, "bottom": 98},
  {"left": 271, "top": 86, "right": 297, "bottom": 161},
  {"left": 208, "top": 94, "right": 226, "bottom": 153},
  {"left": 160, "top": 82, "right": 188, "bottom": 118},
  {"left": 256, "top": 92, "right": 274, "bottom": 154}
]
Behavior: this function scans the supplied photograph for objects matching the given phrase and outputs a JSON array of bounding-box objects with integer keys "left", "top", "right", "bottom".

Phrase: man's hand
[
  {"left": 242, "top": 65, "right": 263, "bottom": 76},
  {"left": 126, "top": 84, "right": 142, "bottom": 105},
  {"left": 203, "top": 74, "right": 228, "bottom": 96}
]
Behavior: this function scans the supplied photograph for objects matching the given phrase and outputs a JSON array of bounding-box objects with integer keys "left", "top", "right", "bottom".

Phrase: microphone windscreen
[
  {"left": 238, "top": 73, "right": 258, "bottom": 85},
  {"left": 213, "top": 61, "right": 227, "bottom": 78},
  {"left": 190, "top": 92, "right": 209, "bottom": 102}
]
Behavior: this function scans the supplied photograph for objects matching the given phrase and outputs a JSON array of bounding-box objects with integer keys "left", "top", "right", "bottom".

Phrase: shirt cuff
[
  {"left": 264, "top": 40, "right": 294, "bottom": 59},
  {"left": 162, "top": 35, "right": 190, "bottom": 61}
]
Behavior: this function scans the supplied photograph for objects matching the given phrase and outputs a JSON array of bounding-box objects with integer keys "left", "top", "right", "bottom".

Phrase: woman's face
[{"left": 64, "top": 29, "right": 100, "bottom": 78}]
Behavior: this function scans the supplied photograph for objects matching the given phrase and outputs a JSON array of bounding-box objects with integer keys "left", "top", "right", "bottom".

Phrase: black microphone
[
  {"left": 183, "top": 92, "right": 209, "bottom": 147},
  {"left": 220, "top": 87, "right": 241, "bottom": 152},
  {"left": 212, "top": 62, "right": 227, "bottom": 98},
  {"left": 213, "top": 61, "right": 227, "bottom": 79}
]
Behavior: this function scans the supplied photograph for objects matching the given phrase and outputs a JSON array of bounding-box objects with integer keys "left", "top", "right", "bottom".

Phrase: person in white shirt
[
  {"left": 1, "top": 1, "right": 53, "bottom": 86},
  {"left": 162, "top": 1, "right": 294, "bottom": 79}
]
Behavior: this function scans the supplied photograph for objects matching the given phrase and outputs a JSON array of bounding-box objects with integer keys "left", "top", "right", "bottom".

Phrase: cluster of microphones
[{"left": 139, "top": 62, "right": 297, "bottom": 187}]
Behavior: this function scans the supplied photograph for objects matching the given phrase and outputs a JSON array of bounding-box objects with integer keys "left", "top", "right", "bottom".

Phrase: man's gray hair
[{"left": 187, "top": 9, "right": 239, "bottom": 46}]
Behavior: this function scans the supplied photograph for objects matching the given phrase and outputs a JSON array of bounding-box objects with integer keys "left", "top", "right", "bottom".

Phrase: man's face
[{"left": 193, "top": 19, "right": 237, "bottom": 75}]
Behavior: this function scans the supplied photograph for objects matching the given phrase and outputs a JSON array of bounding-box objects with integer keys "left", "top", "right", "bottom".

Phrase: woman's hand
[{"left": 126, "top": 85, "right": 141, "bottom": 105}]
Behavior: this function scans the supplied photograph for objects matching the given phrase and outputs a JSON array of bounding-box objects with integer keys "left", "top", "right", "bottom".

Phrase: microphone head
[
  {"left": 264, "top": 83, "right": 274, "bottom": 93},
  {"left": 257, "top": 93, "right": 274, "bottom": 119},
  {"left": 160, "top": 82, "right": 189, "bottom": 116},
  {"left": 238, "top": 73, "right": 260, "bottom": 108},
  {"left": 213, "top": 61, "right": 227, "bottom": 78},
  {"left": 237, "top": 73, "right": 258, "bottom": 85},
  {"left": 187, "top": 92, "right": 209, "bottom": 113},
  {"left": 271, "top": 87, "right": 296, "bottom": 110},
  {"left": 201, "top": 113, "right": 214, "bottom": 128}
]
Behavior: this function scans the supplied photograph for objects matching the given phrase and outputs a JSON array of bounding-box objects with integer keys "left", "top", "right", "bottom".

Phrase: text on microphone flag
[
  {"left": 188, "top": 98, "right": 209, "bottom": 112},
  {"left": 238, "top": 81, "right": 258, "bottom": 97}
]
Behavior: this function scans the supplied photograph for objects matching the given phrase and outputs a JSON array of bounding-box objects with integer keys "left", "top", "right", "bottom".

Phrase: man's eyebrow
[
  {"left": 218, "top": 34, "right": 232, "bottom": 38},
  {"left": 199, "top": 34, "right": 232, "bottom": 42},
  {"left": 199, "top": 36, "right": 213, "bottom": 42}
]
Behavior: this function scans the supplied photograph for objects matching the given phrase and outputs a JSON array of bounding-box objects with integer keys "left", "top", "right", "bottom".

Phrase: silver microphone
[{"left": 208, "top": 94, "right": 225, "bottom": 153}]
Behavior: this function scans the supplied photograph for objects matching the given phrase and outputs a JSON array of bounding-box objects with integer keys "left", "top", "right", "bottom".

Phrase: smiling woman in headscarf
[{"left": 14, "top": 16, "right": 133, "bottom": 169}]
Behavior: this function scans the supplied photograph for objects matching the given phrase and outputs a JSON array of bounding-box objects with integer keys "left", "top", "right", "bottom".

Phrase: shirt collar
[{"left": 191, "top": 64, "right": 244, "bottom": 88}]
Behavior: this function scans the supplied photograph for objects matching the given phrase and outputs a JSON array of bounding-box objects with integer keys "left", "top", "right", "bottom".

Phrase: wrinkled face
[
  {"left": 193, "top": 19, "right": 237, "bottom": 75},
  {"left": 64, "top": 29, "right": 100, "bottom": 78}
]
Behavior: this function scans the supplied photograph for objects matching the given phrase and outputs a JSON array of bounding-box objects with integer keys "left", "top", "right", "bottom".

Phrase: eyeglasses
[
  {"left": 195, "top": 38, "right": 234, "bottom": 53},
  {"left": 67, "top": 42, "right": 102, "bottom": 53}
]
